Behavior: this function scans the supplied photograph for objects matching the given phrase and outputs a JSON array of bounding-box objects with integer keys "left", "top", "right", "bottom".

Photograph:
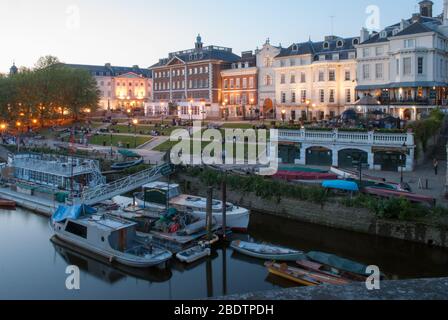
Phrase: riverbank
[{"left": 177, "top": 173, "right": 448, "bottom": 248}]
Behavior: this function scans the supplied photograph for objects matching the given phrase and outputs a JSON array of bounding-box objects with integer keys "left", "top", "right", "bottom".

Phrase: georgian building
[
  {"left": 149, "top": 35, "right": 240, "bottom": 120},
  {"left": 274, "top": 35, "right": 359, "bottom": 122},
  {"left": 355, "top": 0, "right": 448, "bottom": 121},
  {"left": 65, "top": 63, "right": 152, "bottom": 111},
  {"left": 256, "top": 39, "right": 282, "bottom": 118},
  {"left": 220, "top": 51, "right": 258, "bottom": 120}
]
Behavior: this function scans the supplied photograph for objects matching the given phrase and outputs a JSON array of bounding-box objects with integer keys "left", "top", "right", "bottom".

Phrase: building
[
  {"left": 9, "top": 63, "right": 18, "bottom": 76},
  {"left": 256, "top": 39, "right": 282, "bottom": 118},
  {"left": 149, "top": 35, "right": 241, "bottom": 120},
  {"left": 220, "top": 51, "right": 258, "bottom": 120},
  {"left": 355, "top": 0, "right": 448, "bottom": 121},
  {"left": 274, "top": 35, "right": 359, "bottom": 122},
  {"left": 65, "top": 63, "right": 152, "bottom": 111}
]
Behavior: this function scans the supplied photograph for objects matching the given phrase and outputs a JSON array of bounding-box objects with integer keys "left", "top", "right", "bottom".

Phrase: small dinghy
[
  {"left": 231, "top": 240, "right": 305, "bottom": 261},
  {"left": 176, "top": 245, "right": 211, "bottom": 264},
  {"left": 0, "top": 198, "right": 16, "bottom": 209}
]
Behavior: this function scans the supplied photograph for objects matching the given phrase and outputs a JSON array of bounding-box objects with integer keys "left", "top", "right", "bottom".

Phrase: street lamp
[
  {"left": 400, "top": 142, "right": 407, "bottom": 184},
  {"left": 306, "top": 100, "right": 311, "bottom": 121},
  {"left": 16, "top": 121, "right": 22, "bottom": 152},
  {"left": 281, "top": 109, "right": 286, "bottom": 124},
  {"left": 133, "top": 118, "right": 139, "bottom": 148}
]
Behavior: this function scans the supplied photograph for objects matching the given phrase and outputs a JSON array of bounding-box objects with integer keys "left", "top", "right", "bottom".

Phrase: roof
[
  {"left": 276, "top": 36, "right": 359, "bottom": 60},
  {"left": 394, "top": 21, "right": 434, "bottom": 37},
  {"left": 64, "top": 63, "right": 152, "bottom": 78}
]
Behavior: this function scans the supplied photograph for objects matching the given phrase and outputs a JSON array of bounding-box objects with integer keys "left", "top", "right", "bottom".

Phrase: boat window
[
  {"left": 101, "top": 236, "right": 105, "bottom": 242},
  {"left": 65, "top": 221, "right": 87, "bottom": 239}
]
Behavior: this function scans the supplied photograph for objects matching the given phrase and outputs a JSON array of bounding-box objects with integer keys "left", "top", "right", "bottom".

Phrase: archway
[
  {"left": 374, "top": 151, "right": 405, "bottom": 172},
  {"left": 263, "top": 98, "right": 274, "bottom": 115},
  {"left": 403, "top": 109, "right": 412, "bottom": 121},
  {"left": 338, "top": 149, "right": 368, "bottom": 168},
  {"left": 306, "top": 146, "right": 332, "bottom": 166}
]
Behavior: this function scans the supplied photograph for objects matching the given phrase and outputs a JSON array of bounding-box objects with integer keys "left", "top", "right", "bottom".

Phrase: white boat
[
  {"left": 51, "top": 205, "right": 172, "bottom": 268},
  {"left": 133, "top": 182, "right": 250, "bottom": 232},
  {"left": 176, "top": 245, "right": 211, "bottom": 264},
  {"left": 231, "top": 240, "right": 306, "bottom": 261}
]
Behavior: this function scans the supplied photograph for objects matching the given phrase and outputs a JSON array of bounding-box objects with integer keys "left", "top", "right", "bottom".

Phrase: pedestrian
[{"left": 433, "top": 158, "right": 439, "bottom": 176}]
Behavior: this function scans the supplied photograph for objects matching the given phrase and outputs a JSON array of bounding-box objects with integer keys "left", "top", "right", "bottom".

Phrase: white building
[
  {"left": 355, "top": 0, "right": 448, "bottom": 121},
  {"left": 256, "top": 39, "right": 282, "bottom": 119},
  {"left": 274, "top": 36, "right": 359, "bottom": 122}
]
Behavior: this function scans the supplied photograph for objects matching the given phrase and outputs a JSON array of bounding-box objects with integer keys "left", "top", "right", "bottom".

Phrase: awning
[{"left": 356, "top": 82, "right": 448, "bottom": 91}]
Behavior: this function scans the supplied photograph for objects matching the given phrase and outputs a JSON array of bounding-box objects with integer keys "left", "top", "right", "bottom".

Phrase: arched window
[
  {"left": 352, "top": 38, "right": 359, "bottom": 45},
  {"left": 336, "top": 40, "right": 344, "bottom": 48},
  {"left": 265, "top": 75, "right": 272, "bottom": 86},
  {"left": 323, "top": 42, "right": 330, "bottom": 49}
]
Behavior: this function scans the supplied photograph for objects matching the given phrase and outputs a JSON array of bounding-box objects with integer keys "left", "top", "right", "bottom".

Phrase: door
[{"left": 306, "top": 147, "right": 332, "bottom": 166}]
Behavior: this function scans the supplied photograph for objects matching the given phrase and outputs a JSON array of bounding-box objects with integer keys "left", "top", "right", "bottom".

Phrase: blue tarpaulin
[
  {"left": 322, "top": 180, "right": 359, "bottom": 192},
  {"left": 51, "top": 205, "right": 97, "bottom": 223}
]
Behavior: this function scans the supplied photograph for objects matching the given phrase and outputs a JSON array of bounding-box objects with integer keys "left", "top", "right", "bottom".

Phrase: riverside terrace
[{"left": 276, "top": 128, "right": 415, "bottom": 172}]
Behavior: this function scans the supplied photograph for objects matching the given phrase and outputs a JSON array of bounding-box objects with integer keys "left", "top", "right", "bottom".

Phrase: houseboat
[
  {"left": 51, "top": 205, "right": 173, "bottom": 268},
  {"left": 134, "top": 182, "right": 250, "bottom": 232}
]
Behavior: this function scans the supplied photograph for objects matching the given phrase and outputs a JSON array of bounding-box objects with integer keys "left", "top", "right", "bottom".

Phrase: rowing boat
[
  {"left": 231, "top": 240, "right": 306, "bottom": 261},
  {"left": 296, "top": 259, "right": 367, "bottom": 282}
]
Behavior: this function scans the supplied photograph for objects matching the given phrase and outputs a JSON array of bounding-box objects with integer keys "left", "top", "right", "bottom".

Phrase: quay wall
[{"left": 177, "top": 174, "right": 448, "bottom": 248}]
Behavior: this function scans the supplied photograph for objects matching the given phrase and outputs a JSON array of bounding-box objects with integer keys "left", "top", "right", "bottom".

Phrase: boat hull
[
  {"left": 231, "top": 241, "right": 306, "bottom": 261},
  {"left": 176, "top": 246, "right": 211, "bottom": 264}
]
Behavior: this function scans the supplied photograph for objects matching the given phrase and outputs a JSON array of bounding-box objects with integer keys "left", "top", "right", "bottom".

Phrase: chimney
[
  {"left": 444, "top": 0, "right": 448, "bottom": 25},
  {"left": 419, "top": 0, "right": 433, "bottom": 18},
  {"left": 360, "top": 28, "right": 370, "bottom": 43}
]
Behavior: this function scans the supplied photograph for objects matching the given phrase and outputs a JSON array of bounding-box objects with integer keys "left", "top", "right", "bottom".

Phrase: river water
[{"left": 0, "top": 208, "right": 447, "bottom": 300}]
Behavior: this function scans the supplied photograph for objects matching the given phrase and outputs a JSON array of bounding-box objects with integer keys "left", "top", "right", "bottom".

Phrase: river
[{"left": 0, "top": 208, "right": 447, "bottom": 299}]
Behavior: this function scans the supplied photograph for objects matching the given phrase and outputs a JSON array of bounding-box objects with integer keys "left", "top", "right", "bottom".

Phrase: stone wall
[{"left": 177, "top": 173, "right": 448, "bottom": 248}]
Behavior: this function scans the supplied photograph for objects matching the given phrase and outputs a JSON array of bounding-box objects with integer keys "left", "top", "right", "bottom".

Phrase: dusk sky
[{"left": 0, "top": 0, "right": 443, "bottom": 73}]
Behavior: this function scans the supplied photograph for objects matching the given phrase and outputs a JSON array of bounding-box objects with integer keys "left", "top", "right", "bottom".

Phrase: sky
[{"left": 0, "top": 0, "right": 444, "bottom": 73}]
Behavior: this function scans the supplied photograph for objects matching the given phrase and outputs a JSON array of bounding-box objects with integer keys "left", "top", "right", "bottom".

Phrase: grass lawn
[
  {"left": 110, "top": 124, "right": 181, "bottom": 137},
  {"left": 89, "top": 134, "right": 152, "bottom": 148}
]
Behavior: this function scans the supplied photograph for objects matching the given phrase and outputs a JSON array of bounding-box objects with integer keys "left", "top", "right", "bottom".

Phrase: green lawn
[
  {"left": 110, "top": 124, "right": 181, "bottom": 137},
  {"left": 89, "top": 134, "right": 152, "bottom": 148}
]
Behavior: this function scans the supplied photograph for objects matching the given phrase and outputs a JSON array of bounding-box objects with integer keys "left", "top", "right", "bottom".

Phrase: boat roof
[
  {"left": 142, "top": 181, "right": 180, "bottom": 190},
  {"left": 74, "top": 214, "right": 137, "bottom": 231}
]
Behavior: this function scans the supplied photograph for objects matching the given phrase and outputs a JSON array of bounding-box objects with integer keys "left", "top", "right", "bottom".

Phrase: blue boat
[{"left": 322, "top": 180, "right": 359, "bottom": 192}]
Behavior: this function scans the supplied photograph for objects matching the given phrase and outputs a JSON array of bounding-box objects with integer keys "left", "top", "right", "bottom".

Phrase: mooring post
[
  {"left": 206, "top": 186, "right": 213, "bottom": 240},
  {"left": 221, "top": 170, "right": 227, "bottom": 240}
]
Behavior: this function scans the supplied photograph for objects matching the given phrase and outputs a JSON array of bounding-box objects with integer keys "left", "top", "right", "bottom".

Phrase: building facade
[
  {"left": 256, "top": 39, "right": 282, "bottom": 119},
  {"left": 149, "top": 35, "right": 240, "bottom": 120},
  {"left": 220, "top": 51, "right": 258, "bottom": 120},
  {"left": 274, "top": 36, "right": 359, "bottom": 122},
  {"left": 65, "top": 63, "right": 152, "bottom": 111},
  {"left": 355, "top": 0, "right": 448, "bottom": 121}
]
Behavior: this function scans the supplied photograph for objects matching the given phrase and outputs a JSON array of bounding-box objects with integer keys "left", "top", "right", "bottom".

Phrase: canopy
[
  {"left": 322, "top": 180, "right": 359, "bottom": 192},
  {"left": 52, "top": 204, "right": 97, "bottom": 223}
]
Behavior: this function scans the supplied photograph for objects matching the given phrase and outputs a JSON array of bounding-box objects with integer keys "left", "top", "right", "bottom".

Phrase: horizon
[{"left": 0, "top": 0, "right": 444, "bottom": 73}]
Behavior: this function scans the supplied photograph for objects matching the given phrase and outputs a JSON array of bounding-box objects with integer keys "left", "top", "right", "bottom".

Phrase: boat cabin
[{"left": 141, "top": 182, "right": 181, "bottom": 205}]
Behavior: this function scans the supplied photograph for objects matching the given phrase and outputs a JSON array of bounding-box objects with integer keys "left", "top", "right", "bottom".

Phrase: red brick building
[
  {"left": 220, "top": 51, "right": 258, "bottom": 120},
  {"left": 149, "top": 35, "right": 240, "bottom": 120}
]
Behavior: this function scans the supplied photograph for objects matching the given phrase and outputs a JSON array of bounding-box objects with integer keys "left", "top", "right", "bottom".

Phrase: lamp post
[
  {"left": 281, "top": 109, "right": 286, "bottom": 124},
  {"left": 189, "top": 99, "right": 194, "bottom": 122},
  {"left": 400, "top": 142, "right": 406, "bottom": 184},
  {"left": 306, "top": 100, "right": 311, "bottom": 121},
  {"left": 16, "top": 121, "right": 22, "bottom": 152},
  {"left": 133, "top": 118, "right": 139, "bottom": 148}
]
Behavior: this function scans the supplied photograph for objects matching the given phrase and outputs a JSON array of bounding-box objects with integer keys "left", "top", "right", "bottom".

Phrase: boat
[
  {"left": 322, "top": 180, "right": 360, "bottom": 192},
  {"left": 363, "top": 187, "right": 436, "bottom": 207},
  {"left": 51, "top": 204, "right": 173, "bottom": 268},
  {"left": 296, "top": 259, "right": 367, "bottom": 282},
  {"left": 306, "top": 251, "right": 371, "bottom": 277},
  {"left": 0, "top": 198, "right": 16, "bottom": 209},
  {"left": 273, "top": 171, "right": 338, "bottom": 182},
  {"left": 230, "top": 240, "right": 306, "bottom": 261},
  {"left": 111, "top": 158, "right": 144, "bottom": 171},
  {"left": 265, "top": 262, "right": 350, "bottom": 286},
  {"left": 176, "top": 245, "right": 211, "bottom": 263},
  {"left": 134, "top": 182, "right": 250, "bottom": 232}
]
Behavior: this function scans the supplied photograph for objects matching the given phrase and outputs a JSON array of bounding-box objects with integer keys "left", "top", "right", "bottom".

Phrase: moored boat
[
  {"left": 296, "top": 259, "right": 367, "bottom": 282},
  {"left": 176, "top": 245, "right": 211, "bottom": 264},
  {"left": 111, "top": 158, "right": 144, "bottom": 171},
  {"left": 265, "top": 262, "right": 350, "bottom": 286},
  {"left": 231, "top": 240, "right": 306, "bottom": 261},
  {"left": 322, "top": 180, "right": 360, "bottom": 192},
  {"left": 0, "top": 198, "right": 16, "bottom": 209},
  {"left": 134, "top": 182, "right": 250, "bottom": 232},
  {"left": 363, "top": 187, "right": 436, "bottom": 207},
  {"left": 51, "top": 204, "right": 173, "bottom": 268},
  {"left": 306, "top": 251, "right": 371, "bottom": 278}
]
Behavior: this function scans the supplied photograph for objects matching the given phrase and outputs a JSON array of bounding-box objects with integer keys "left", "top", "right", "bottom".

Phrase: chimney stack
[{"left": 419, "top": 0, "right": 433, "bottom": 18}]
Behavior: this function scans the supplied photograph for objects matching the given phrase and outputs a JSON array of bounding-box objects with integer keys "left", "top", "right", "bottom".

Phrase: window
[
  {"left": 336, "top": 40, "right": 344, "bottom": 48},
  {"left": 300, "top": 72, "right": 306, "bottom": 83},
  {"left": 280, "top": 73, "right": 286, "bottom": 84},
  {"left": 318, "top": 71, "right": 324, "bottom": 82},
  {"left": 230, "top": 79, "right": 234, "bottom": 89},
  {"left": 363, "top": 64, "right": 370, "bottom": 80},
  {"left": 329, "top": 70, "right": 336, "bottom": 81},
  {"left": 332, "top": 54, "right": 339, "bottom": 61},
  {"left": 353, "top": 38, "right": 359, "bottom": 45},
  {"left": 264, "top": 57, "right": 272, "bottom": 67},
  {"left": 418, "top": 57, "right": 424, "bottom": 74},
  {"left": 290, "top": 59, "right": 296, "bottom": 66},
  {"left": 396, "top": 59, "right": 400, "bottom": 75},
  {"left": 375, "top": 63, "right": 383, "bottom": 79},
  {"left": 281, "top": 92, "right": 286, "bottom": 103},
  {"left": 224, "top": 79, "right": 228, "bottom": 89},
  {"left": 199, "top": 67, "right": 203, "bottom": 73},
  {"left": 345, "top": 70, "right": 351, "bottom": 81},
  {"left": 346, "top": 89, "right": 351, "bottom": 103},
  {"left": 280, "top": 60, "right": 286, "bottom": 67},
  {"left": 291, "top": 91, "right": 296, "bottom": 103},
  {"left": 323, "top": 42, "right": 330, "bottom": 49},
  {"left": 404, "top": 39, "right": 415, "bottom": 49},
  {"left": 363, "top": 48, "right": 370, "bottom": 58},
  {"left": 242, "top": 78, "right": 247, "bottom": 89},
  {"left": 205, "top": 66, "right": 209, "bottom": 73},
  {"left": 249, "top": 77, "right": 254, "bottom": 88},
  {"left": 375, "top": 46, "right": 383, "bottom": 56},
  {"left": 65, "top": 222, "right": 87, "bottom": 239},
  {"left": 319, "top": 89, "right": 325, "bottom": 103},
  {"left": 265, "top": 75, "right": 272, "bottom": 86},
  {"left": 301, "top": 90, "right": 307, "bottom": 103},
  {"left": 403, "top": 57, "right": 412, "bottom": 75},
  {"left": 236, "top": 78, "right": 240, "bottom": 89},
  {"left": 329, "top": 89, "right": 335, "bottom": 103},
  {"left": 290, "top": 74, "right": 296, "bottom": 83}
]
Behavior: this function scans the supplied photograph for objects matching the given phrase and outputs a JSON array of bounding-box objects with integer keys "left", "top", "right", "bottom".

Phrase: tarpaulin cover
[{"left": 51, "top": 204, "right": 97, "bottom": 222}]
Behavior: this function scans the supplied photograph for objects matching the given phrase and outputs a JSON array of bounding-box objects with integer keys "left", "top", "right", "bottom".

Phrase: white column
[
  {"left": 296, "top": 144, "right": 306, "bottom": 165},
  {"left": 368, "top": 148, "right": 375, "bottom": 170},
  {"left": 332, "top": 148, "right": 339, "bottom": 167}
]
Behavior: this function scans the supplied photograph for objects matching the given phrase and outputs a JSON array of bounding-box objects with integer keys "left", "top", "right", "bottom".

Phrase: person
[{"left": 433, "top": 158, "right": 439, "bottom": 176}]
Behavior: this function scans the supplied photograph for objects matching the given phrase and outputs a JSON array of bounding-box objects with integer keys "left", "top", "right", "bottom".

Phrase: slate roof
[{"left": 64, "top": 63, "right": 152, "bottom": 78}]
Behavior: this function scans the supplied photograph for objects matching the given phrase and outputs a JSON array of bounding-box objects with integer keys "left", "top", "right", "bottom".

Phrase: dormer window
[
  {"left": 380, "top": 31, "right": 387, "bottom": 38},
  {"left": 292, "top": 44, "right": 299, "bottom": 51},
  {"left": 352, "top": 38, "right": 359, "bottom": 46},
  {"left": 336, "top": 40, "right": 344, "bottom": 48},
  {"left": 323, "top": 42, "right": 330, "bottom": 49},
  {"left": 392, "top": 28, "right": 400, "bottom": 36}
]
